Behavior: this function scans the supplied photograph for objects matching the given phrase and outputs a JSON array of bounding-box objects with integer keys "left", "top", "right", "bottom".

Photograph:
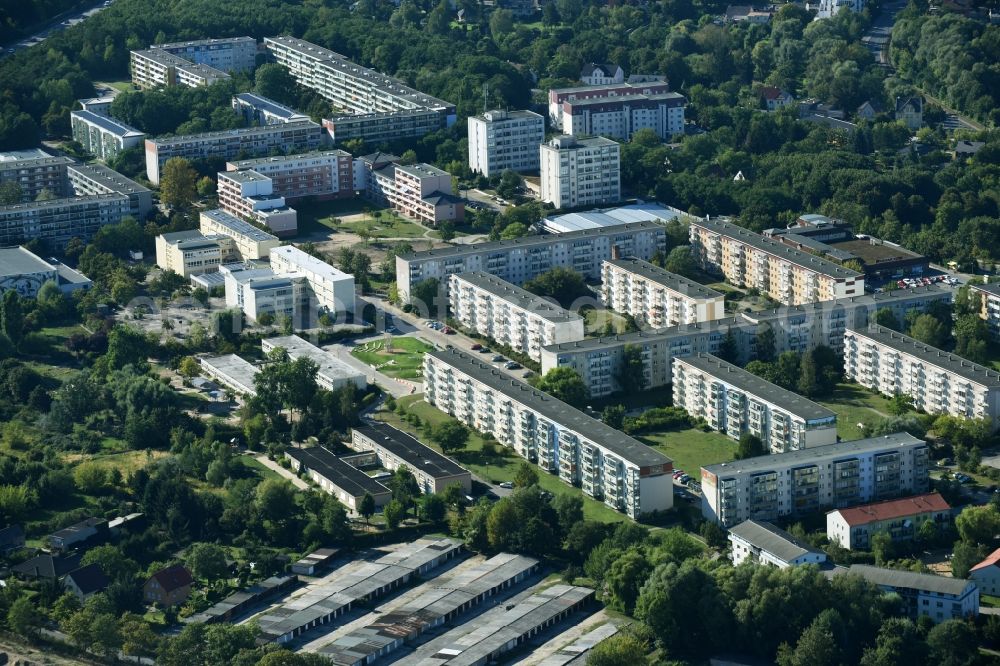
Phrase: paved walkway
[
  {"left": 253, "top": 454, "right": 309, "bottom": 489},
  {"left": 324, "top": 342, "right": 421, "bottom": 398}
]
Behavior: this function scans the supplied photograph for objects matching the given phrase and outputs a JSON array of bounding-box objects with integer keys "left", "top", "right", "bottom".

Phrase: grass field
[
  {"left": 818, "top": 383, "right": 893, "bottom": 440},
  {"left": 296, "top": 199, "right": 429, "bottom": 239},
  {"left": 377, "top": 395, "right": 632, "bottom": 523},
  {"left": 64, "top": 449, "right": 170, "bottom": 474},
  {"left": 638, "top": 427, "right": 738, "bottom": 475},
  {"left": 352, "top": 336, "right": 434, "bottom": 379},
  {"left": 583, "top": 308, "right": 632, "bottom": 336}
]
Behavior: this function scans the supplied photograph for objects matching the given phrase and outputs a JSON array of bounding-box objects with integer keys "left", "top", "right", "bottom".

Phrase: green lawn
[
  {"left": 296, "top": 199, "right": 428, "bottom": 239},
  {"left": 583, "top": 308, "right": 632, "bottom": 336},
  {"left": 340, "top": 214, "right": 428, "bottom": 239},
  {"left": 352, "top": 336, "right": 434, "bottom": 379},
  {"left": 377, "top": 396, "right": 632, "bottom": 523},
  {"left": 638, "top": 427, "right": 738, "bottom": 475},
  {"left": 818, "top": 383, "right": 893, "bottom": 440}
]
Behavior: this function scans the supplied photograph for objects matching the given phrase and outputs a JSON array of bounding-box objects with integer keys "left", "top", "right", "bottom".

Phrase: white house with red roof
[
  {"left": 970, "top": 548, "right": 1000, "bottom": 596},
  {"left": 826, "top": 492, "right": 951, "bottom": 550},
  {"left": 760, "top": 86, "right": 794, "bottom": 111}
]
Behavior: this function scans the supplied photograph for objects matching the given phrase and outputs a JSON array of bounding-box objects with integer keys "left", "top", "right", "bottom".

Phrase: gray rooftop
[
  {"left": 0, "top": 149, "right": 74, "bottom": 171},
  {"left": 400, "top": 220, "right": 665, "bottom": 262},
  {"left": 158, "top": 36, "right": 256, "bottom": 49},
  {"left": 67, "top": 163, "right": 150, "bottom": 195},
  {"left": 729, "top": 519, "right": 823, "bottom": 563},
  {"left": 473, "top": 109, "right": 544, "bottom": 123},
  {"left": 201, "top": 208, "right": 278, "bottom": 242},
  {"left": 544, "top": 317, "right": 737, "bottom": 354},
  {"left": 564, "top": 91, "right": 687, "bottom": 108},
  {"left": 0, "top": 193, "right": 129, "bottom": 214},
  {"left": 550, "top": 80, "right": 669, "bottom": 96},
  {"left": 262, "top": 335, "right": 365, "bottom": 385},
  {"left": 850, "top": 324, "right": 1000, "bottom": 388},
  {"left": 971, "top": 281, "right": 1000, "bottom": 298},
  {"left": 227, "top": 149, "right": 351, "bottom": 170},
  {"left": 703, "top": 432, "right": 925, "bottom": 477},
  {"left": 452, "top": 271, "right": 583, "bottom": 324},
  {"left": 604, "top": 257, "right": 723, "bottom": 301},
  {"left": 847, "top": 564, "right": 975, "bottom": 597},
  {"left": 676, "top": 353, "right": 837, "bottom": 423},
  {"left": 0, "top": 247, "right": 55, "bottom": 277},
  {"left": 693, "top": 217, "right": 863, "bottom": 280},
  {"left": 132, "top": 48, "right": 191, "bottom": 66},
  {"left": 286, "top": 446, "right": 390, "bottom": 498},
  {"left": 150, "top": 119, "right": 321, "bottom": 146},
  {"left": 354, "top": 422, "right": 470, "bottom": 479},
  {"left": 219, "top": 169, "right": 271, "bottom": 184},
  {"left": 396, "top": 162, "right": 450, "bottom": 179},
  {"left": 198, "top": 354, "right": 260, "bottom": 394},
  {"left": 428, "top": 348, "right": 671, "bottom": 469}
]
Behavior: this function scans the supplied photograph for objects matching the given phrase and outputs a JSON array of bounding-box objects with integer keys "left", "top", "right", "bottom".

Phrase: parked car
[
  {"left": 471, "top": 343, "right": 483, "bottom": 351},
  {"left": 498, "top": 481, "right": 513, "bottom": 489},
  {"left": 479, "top": 347, "right": 491, "bottom": 353},
  {"left": 443, "top": 327, "right": 455, "bottom": 334},
  {"left": 504, "top": 361, "right": 521, "bottom": 370},
  {"left": 491, "top": 355, "right": 504, "bottom": 362}
]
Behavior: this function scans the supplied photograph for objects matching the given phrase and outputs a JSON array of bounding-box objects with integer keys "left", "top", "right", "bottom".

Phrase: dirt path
[{"left": 0, "top": 635, "right": 97, "bottom": 665}]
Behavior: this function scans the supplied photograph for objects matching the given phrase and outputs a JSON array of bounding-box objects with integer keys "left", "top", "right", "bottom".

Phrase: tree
[
  {"left": 734, "top": 432, "right": 766, "bottom": 459},
  {"left": 523, "top": 267, "right": 591, "bottom": 306},
  {"left": 717, "top": 329, "right": 739, "bottom": 364},
  {"left": 8, "top": 595, "right": 41, "bottom": 637},
  {"left": 601, "top": 404, "right": 626, "bottom": 429},
  {"left": 0, "top": 181, "right": 23, "bottom": 204},
  {"left": 425, "top": 0, "right": 451, "bottom": 34},
  {"left": 107, "top": 325, "right": 150, "bottom": 370},
  {"left": 513, "top": 461, "right": 539, "bottom": 488},
  {"left": 496, "top": 170, "right": 524, "bottom": 199},
  {"left": 429, "top": 421, "right": 469, "bottom": 453},
  {"left": 605, "top": 549, "right": 652, "bottom": 613},
  {"left": 874, "top": 307, "right": 899, "bottom": 331},
  {"left": 359, "top": 492, "right": 375, "bottom": 528},
  {"left": 909, "top": 313, "right": 948, "bottom": 348},
  {"left": 489, "top": 8, "right": 514, "bottom": 36},
  {"left": 187, "top": 543, "right": 228, "bottom": 581},
  {"left": 179, "top": 356, "right": 201, "bottom": 378},
  {"left": 500, "top": 222, "right": 529, "bottom": 240},
  {"left": 776, "top": 609, "right": 844, "bottom": 666},
  {"left": 797, "top": 349, "right": 819, "bottom": 397},
  {"left": 1, "top": 290, "right": 24, "bottom": 346},
  {"left": 755, "top": 324, "right": 776, "bottom": 362},
  {"left": 951, "top": 541, "right": 987, "bottom": 579},
  {"left": 383, "top": 499, "right": 405, "bottom": 529},
  {"left": 955, "top": 504, "right": 1000, "bottom": 544},
  {"left": 256, "top": 479, "right": 297, "bottom": 521},
  {"left": 255, "top": 63, "right": 299, "bottom": 105},
  {"left": 926, "top": 620, "right": 978, "bottom": 666},
  {"left": 420, "top": 493, "right": 447, "bottom": 523},
  {"left": 586, "top": 631, "right": 649, "bottom": 666},
  {"left": 615, "top": 344, "right": 646, "bottom": 393},
  {"left": 410, "top": 278, "right": 442, "bottom": 316},
  {"left": 160, "top": 157, "right": 198, "bottom": 209},
  {"left": 860, "top": 618, "right": 926, "bottom": 666},
  {"left": 535, "top": 367, "right": 588, "bottom": 407},
  {"left": 486, "top": 498, "right": 519, "bottom": 550},
  {"left": 664, "top": 246, "right": 696, "bottom": 277},
  {"left": 887, "top": 393, "right": 914, "bottom": 416},
  {"left": 634, "top": 560, "right": 729, "bottom": 656},
  {"left": 871, "top": 530, "right": 894, "bottom": 566}
]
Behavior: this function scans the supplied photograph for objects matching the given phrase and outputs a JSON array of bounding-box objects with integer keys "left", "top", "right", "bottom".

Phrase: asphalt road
[
  {"left": 861, "top": 0, "right": 907, "bottom": 67},
  {"left": 2, "top": 0, "right": 114, "bottom": 57}
]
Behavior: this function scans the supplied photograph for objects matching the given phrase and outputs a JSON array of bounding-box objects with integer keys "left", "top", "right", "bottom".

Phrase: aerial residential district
[{"left": 0, "top": 0, "right": 997, "bottom": 663}]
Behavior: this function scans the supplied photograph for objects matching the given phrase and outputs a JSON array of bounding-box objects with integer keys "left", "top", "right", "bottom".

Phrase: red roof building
[
  {"left": 826, "top": 493, "right": 951, "bottom": 550},
  {"left": 144, "top": 564, "right": 194, "bottom": 607},
  {"left": 970, "top": 547, "right": 1000, "bottom": 596}
]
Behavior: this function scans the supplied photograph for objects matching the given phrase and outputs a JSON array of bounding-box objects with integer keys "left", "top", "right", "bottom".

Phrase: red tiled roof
[
  {"left": 971, "top": 547, "right": 1000, "bottom": 572},
  {"left": 833, "top": 493, "right": 950, "bottom": 527},
  {"left": 149, "top": 564, "right": 193, "bottom": 592},
  {"left": 760, "top": 86, "right": 784, "bottom": 100}
]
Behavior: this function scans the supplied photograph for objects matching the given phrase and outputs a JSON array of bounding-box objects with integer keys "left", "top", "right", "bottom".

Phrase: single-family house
[
  {"left": 895, "top": 96, "right": 924, "bottom": 131},
  {"left": 0, "top": 525, "right": 25, "bottom": 554},
  {"left": 63, "top": 563, "right": 110, "bottom": 601},
  {"left": 760, "top": 86, "right": 793, "bottom": 111},
  {"left": 144, "top": 564, "right": 194, "bottom": 607}
]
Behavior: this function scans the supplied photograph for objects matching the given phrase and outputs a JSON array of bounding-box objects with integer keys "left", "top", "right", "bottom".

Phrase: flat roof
[
  {"left": 550, "top": 80, "right": 669, "bottom": 96},
  {"left": 428, "top": 348, "right": 671, "bottom": 468},
  {"left": 0, "top": 148, "right": 53, "bottom": 162},
  {"left": 396, "top": 162, "right": 449, "bottom": 179},
  {"left": 849, "top": 325, "right": 1000, "bottom": 388},
  {"left": 472, "top": 109, "right": 544, "bottom": 122},
  {"left": 676, "top": 353, "right": 837, "bottom": 422},
  {"left": 269, "top": 245, "right": 353, "bottom": 282},
  {"left": 729, "top": 520, "right": 823, "bottom": 563},
  {"left": 158, "top": 36, "right": 255, "bottom": 48},
  {"left": 262, "top": 334, "right": 364, "bottom": 384},
  {"left": 544, "top": 317, "right": 736, "bottom": 354},
  {"left": 703, "top": 432, "right": 925, "bottom": 477},
  {"left": 400, "top": 220, "right": 665, "bottom": 262},
  {"left": 67, "top": 163, "right": 150, "bottom": 195},
  {"left": 201, "top": 208, "right": 278, "bottom": 242},
  {"left": 692, "top": 217, "right": 862, "bottom": 280},
  {"left": 452, "top": 271, "right": 583, "bottom": 324},
  {"left": 287, "top": 446, "right": 390, "bottom": 497},
  {"left": 827, "top": 238, "right": 924, "bottom": 263},
  {"left": 353, "top": 422, "right": 470, "bottom": 479},
  {"left": 847, "top": 564, "right": 974, "bottom": 597},
  {"left": 543, "top": 203, "right": 685, "bottom": 232},
  {"left": 564, "top": 91, "right": 687, "bottom": 108},
  {"left": 177, "top": 62, "right": 231, "bottom": 79},
  {"left": 227, "top": 149, "right": 351, "bottom": 170},
  {"left": 605, "top": 258, "right": 723, "bottom": 301},
  {"left": 198, "top": 354, "right": 260, "bottom": 394},
  {"left": 544, "top": 135, "right": 620, "bottom": 150},
  {"left": 0, "top": 193, "right": 129, "bottom": 213},
  {"left": 71, "top": 110, "right": 144, "bottom": 138},
  {"left": 150, "top": 119, "right": 320, "bottom": 146},
  {"left": 219, "top": 169, "right": 270, "bottom": 184},
  {"left": 971, "top": 281, "right": 1000, "bottom": 297},
  {"left": 0, "top": 246, "right": 55, "bottom": 277}
]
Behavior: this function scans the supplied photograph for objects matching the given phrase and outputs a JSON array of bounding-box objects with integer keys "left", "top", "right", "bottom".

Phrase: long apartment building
[
  {"left": 673, "top": 353, "right": 838, "bottom": 453},
  {"left": 701, "top": 432, "right": 931, "bottom": 526},
  {"left": 844, "top": 325, "right": 1000, "bottom": 427},
  {"left": 448, "top": 271, "right": 585, "bottom": 362},
  {"left": 467, "top": 109, "right": 546, "bottom": 177},
  {"left": 826, "top": 492, "right": 951, "bottom": 550},
  {"left": 70, "top": 111, "right": 145, "bottom": 162},
  {"left": 562, "top": 92, "right": 687, "bottom": 140},
  {"left": 845, "top": 565, "right": 978, "bottom": 624},
  {"left": 548, "top": 79, "right": 671, "bottom": 128},
  {"left": 602, "top": 257, "right": 725, "bottom": 327},
  {"left": 269, "top": 245, "right": 355, "bottom": 316},
  {"left": 0, "top": 194, "right": 129, "bottom": 248},
  {"left": 350, "top": 423, "right": 472, "bottom": 495},
  {"left": 66, "top": 163, "right": 152, "bottom": 220},
  {"left": 130, "top": 49, "right": 230, "bottom": 89},
  {"left": 689, "top": 217, "right": 865, "bottom": 305},
  {"left": 216, "top": 170, "right": 298, "bottom": 237},
  {"left": 367, "top": 161, "right": 464, "bottom": 226},
  {"left": 232, "top": 93, "right": 310, "bottom": 126},
  {"left": 144, "top": 120, "right": 324, "bottom": 184},
  {"left": 264, "top": 36, "right": 456, "bottom": 143},
  {"left": 542, "top": 285, "right": 953, "bottom": 398},
  {"left": 397, "top": 220, "right": 667, "bottom": 303},
  {"left": 199, "top": 209, "right": 280, "bottom": 260},
  {"left": 226, "top": 150, "right": 354, "bottom": 201},
  {"left": 970, "top": 281, "right": 1000, "bottom": 339},
  {"left": 0, "top": 149, "right": 75, "bottom": 200},
  {"left": 539, "top": 135, "right": 621, "bottom": 209},
  {"left": 423, "top": 348, "right": 674, "bottom": 519},
  {"left": 155, "top": 37, "right": 257, "bottom": 73}
]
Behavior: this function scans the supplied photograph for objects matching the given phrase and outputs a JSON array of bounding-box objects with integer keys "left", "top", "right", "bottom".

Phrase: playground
[{"left": 350, "top": 336, "right": 434, "bottom": 379}]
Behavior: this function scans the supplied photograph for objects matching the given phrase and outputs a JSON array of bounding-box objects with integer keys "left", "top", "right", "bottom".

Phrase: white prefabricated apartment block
[
  {"left": 155, "top": 230, "right": 233, "bottom": 277},
  {"left": 701, "top": 432, "right": 931, "bottom": 527},
  {"left": 269, "top": 245, "right": 355, "bottom": 316},
  {"left": 673, "top": 353, "right": 838, "bottom": 453},
  {"left": 601, "top": 257, "right": 725, "bottom": 327},
  {"left": 130, "top": 48, "right": 231, "bottom": 89},
  {"left": 70, "top": 111, "right": 145, "bottom": 162},
  {"left": 689, "top": 217, "right": 864, "bottom": 305},
  {"left": 216, "top": 169, "right": 298, "bottom": 237},
  {"left": 226, "top": 150, "right": 354, "bottom": 202},
  {"left": 396, "top": 220, "right": 666, "bottom": 302},
  {"left": 728, "top": 519, "right": 828, "bottom": 568},
  {"left": 156, "top": 37, "right": 257, "bottom": 73},
  {"left": 539, "top": 135, "right": 621, "bottom": 209},
  {"left": 368, "top": 161, "right": 464, "bottom": 225},
  {"left": 448, "top": 271, "right": 585, "bottom": 362},
  {"left": 844, "top": 325, "right": 1000, "bottom": 428},
  {"left": 261, "top": 335, "right": 366, "bottom": 392},
  {"left": 467, "top": 109, "right": 546, "bottom": 177},
  {"left": 198, "top": 209, "right": 280, "bottom": 260},
  {"left": 0, "top": 149, "right": 74, "bottom": 200},
  {"left": 562, "top": 92, "right": 687, "bottom": 141},
  {"left": 66, "top": 163, "right": 153, "bottom": 220},
  {"left": 232, "top": 93, "right": 310, "bottom": 126},
  {"left": 223, "top": 264, "right": 307, "bottom": 324},
  {"left": 423, "top": 348, "right": 674, "bottom": 518},
  {"left": 0, "top": 194, "right": 130, "bottom": 248},
  {"left": 548, "top": 80, "right": 671, "bottom": 128}
]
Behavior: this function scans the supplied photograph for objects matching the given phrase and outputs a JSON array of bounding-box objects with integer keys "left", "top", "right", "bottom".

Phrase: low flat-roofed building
[
  {"left": 540, "top": 202, "right": 691, "bottom": 234},
  {"left": 826, "top": 492, "right": 951, "bottom": 550},
  {"left": 261, "top": 335, "right": 366, "bottom": 391},
  {"left": 232, "top": 92, "right": 310, "bottom": 125},
  {"left": 47, "top": 517, "right": 107, "bottom": 552},
  {"left": 198, "top": 354, "right": 260, "bottom": 398},
  {"left": 729, "top": 519, "right": 828, "bottom": 568},
  {"left": 199, "top": 208, "right": 280, "bottom": 260},
  {"left": 0, "top": 246, "right": 91, "bottom": 297},
  {"left": 448, "top": 271, "right": 585, "bottom": 362},
  {"left": 602, "top": 257, "right": 726, "bottom": 327},
  {"left": 0, "top": 193, "right": 130, "bottom": 248},
  {"left": 269, "top": 245, "right": 355, "bottom": 316},
  {"left": 351, "top": 422, "right": 473, "bottom": 495},
  {"left": 155, "top": 230, "right": 234, "bottom": 277},
  {"left": 70, "top": 110, "right": 145, "bottom": 162},
  {"left": 286, "top": 445, "right": 391, "bottom": 513},
  {"left": 66, "top": 162, "right": 152, "bottom": 219},
  {"left": 844, "top": 564, "right": 978, "bottom": 623},
  {"left": 673, "top": 353, "right": 838, "bottom": 453},
  {"left": 290, "top": 548, "right": 339, "bottom": 576}
]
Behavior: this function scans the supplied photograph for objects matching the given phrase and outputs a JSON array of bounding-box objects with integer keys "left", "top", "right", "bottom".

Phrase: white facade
[
  {"left": 467, "top": 109, "right": 545, "bottom": 177},
  {"left": 70, "top": 111, "right": 145, "bottom": 162},
  {"left": 66, "top": 163, "right": 153, "bottom": 220},
  {"left": 844, "top": 325, "right": 1000, "bottom": 428},
  {"left": 815, "top": 0, "right": 864, "bottom": 20},
  {"left": 673, "top": 354, "right": 839, "bottom": 453},
  {"left": 157, "top": 37, "right": 257, "bottom": 73},
  {"left": 0, "top": 194, "right": 130, "bottom": 249},
  {"left": 0, "top": 246, "right": 57, "bottom": 297},
  {"left": 423, "top": 348, "right": 674, "bottom": 519},
  {"left": 540, "top": 135, "right": 621, "bottom": 209},
  {"left": 728, "top": 520, "right": 828, "bottom": 568},
  {"left": 130, "top": 48, "right": 230, "bottom": 89},
  {"left": 562, "top": 93, "right": 686, "bottom": 141},
  {"left": 448, "top": 271, "right": 584, "bottom": 362},
  {"left": 971, "top": 282, "right": 1000, "bottom": 339},
  {"left": 155, "top": 230, "right": 233, "bottom": 277},
  {"left": 580, "top": 63, "right": 625, "bottom": 86},
  {"left": 199, "top": 209, "right": 280, "bottom": 260},
  {"left": 970, "top": 550, "right": 1000, "bottom": 596},
  {"left": 226, "top": 150, "right": 354, "bottom": 201},
  {"left": 847, "top": 565, "right": 978, "bottom": 624},
  {"left": 601, "top": 257, "right": 725, "bottom": 327},
  {"left": 223, "top": 265, "right": 306, "bottom": 324},
  {"left": 261, "top": 335, "right": 366, "bottom": 392},
  {"left": 826, "top": 492, "right": 951, "bottom": 550},
  {"left": 701, "top": 433, "right": 931, "bottom": 527},
  {"left": 269, "top": 244, "right": 355, "bottom": 316}
]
